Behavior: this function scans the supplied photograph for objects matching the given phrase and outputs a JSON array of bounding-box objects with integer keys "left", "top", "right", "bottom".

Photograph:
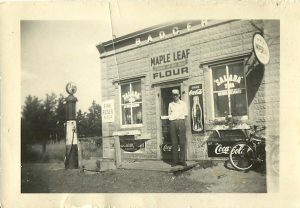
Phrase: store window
[
  {"left": 212, "top": 62, "right": 247, "bottom": 118},
  {"left": 120, "top": 81, "right": 143, "bottom": 126}
]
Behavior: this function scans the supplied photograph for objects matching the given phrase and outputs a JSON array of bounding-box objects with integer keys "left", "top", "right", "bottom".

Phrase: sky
[
  {"left": 21, "top": 19, "right": 170, "bottom": 112},
  {"left": 21, "top": 20, "right": 111, "bottom": 112},
  {"left": 20, "top": 1, "right": 198, "bottom": 112}
]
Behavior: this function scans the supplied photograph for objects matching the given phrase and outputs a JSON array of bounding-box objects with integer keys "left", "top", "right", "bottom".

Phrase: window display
[
  {"left": 212, "top": 62, "right": 247, "bottom": 118},
  {"left": 120, "top": 81, "right": 143, "bottom": 126}
]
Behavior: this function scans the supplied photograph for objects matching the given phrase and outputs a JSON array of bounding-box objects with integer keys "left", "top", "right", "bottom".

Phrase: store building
[{"left": 96, "top": 20, "right": 279, "bottom": 161}]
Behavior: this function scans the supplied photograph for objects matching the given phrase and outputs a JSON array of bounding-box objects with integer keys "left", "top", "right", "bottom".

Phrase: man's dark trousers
[{"left": 170, "top": 119, "right": 186, "bottom": 164}]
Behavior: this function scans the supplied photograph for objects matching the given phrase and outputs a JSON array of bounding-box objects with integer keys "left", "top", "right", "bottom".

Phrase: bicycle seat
[{"left": 252, "top": 135, "right": 266, "bottom": 143}]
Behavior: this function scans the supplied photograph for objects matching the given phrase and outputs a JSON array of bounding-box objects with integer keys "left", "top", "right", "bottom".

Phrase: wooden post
[
  {"left": 114, "top": 136, "right": 122, "bottom": 168},
  {"left": 77, "top": 139, "right": 83, "bottom": 171},
  {"left": 155, "top": 86, "right": 162, "bottom": 160}
]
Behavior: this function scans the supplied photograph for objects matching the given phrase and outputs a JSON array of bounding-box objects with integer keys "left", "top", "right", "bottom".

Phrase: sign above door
[{"left": 150, "top": 49, "right": 190, "bottom": 84}]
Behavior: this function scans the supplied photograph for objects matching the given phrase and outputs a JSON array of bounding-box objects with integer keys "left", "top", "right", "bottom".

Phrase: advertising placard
[
  {"left": 207, "top": 141, "right": 236, "bottom": 157},
  {"left": 253, "top": 32, "right": 270, "bottom": 65},
  {"left": 120, "top": 139, "right": 147, "bottom": 153},
  {"left": 150, "top": 49, "right": 190, "bottom": 84},
  {"left": 102, "top": 100, "right": 114, "bottom": 123},
  {"left": 189, "top": 84, "right": 204, "bottom": 133}
]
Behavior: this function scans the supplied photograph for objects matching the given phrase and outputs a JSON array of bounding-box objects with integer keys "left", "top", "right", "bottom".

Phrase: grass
[
  {"left": 22, "top": 139, "right": 103, "bottom": 163},
  {"left": 22, "top": 143, "right": 65, "bottom": 163}
]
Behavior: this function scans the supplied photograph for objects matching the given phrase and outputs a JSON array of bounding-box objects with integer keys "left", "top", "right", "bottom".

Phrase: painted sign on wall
[
  {"left": 150, "top": 49, "right": 190, "bottom": 84},
  {"left": 135, "top": 20, "right": 208, "bottom": 46},
  {"left": 102, "top": 100, "right": 114, "bottom": 123},
  {"left": 189, "top": 84, "right": 204, "bottom": 133}
]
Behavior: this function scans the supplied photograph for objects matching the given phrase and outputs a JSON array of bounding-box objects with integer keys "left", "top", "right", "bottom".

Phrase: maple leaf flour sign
[{"left": 150, "top": 49, "right": 190, "bottom": 84}]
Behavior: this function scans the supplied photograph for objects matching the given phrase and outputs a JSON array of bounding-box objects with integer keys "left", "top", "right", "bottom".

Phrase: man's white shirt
[{"left": 168, "top": 100, "right": 188, "bottom": 120}]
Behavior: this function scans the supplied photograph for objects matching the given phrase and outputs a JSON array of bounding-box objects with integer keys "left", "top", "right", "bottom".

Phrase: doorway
[{"left": 160, "top": 86, "right": 180, "bottom": 161}]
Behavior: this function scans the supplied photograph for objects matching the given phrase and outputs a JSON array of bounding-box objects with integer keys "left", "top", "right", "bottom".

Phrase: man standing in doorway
[{"left": 168, "top": 89, "right": 188, "bottom": 167}]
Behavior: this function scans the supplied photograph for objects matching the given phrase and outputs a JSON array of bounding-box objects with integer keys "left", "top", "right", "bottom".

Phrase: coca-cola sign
[
  {"left": 214, "top": 143, "right": 230, "bottom": 155},
  {"left": 162, "top": 143, "right": 180, "bottom": 152},
  {"left": 189, "top": 88, "right": 203, "bottom": 96},
  {"left": 189, "top": 84, "right": 204, "bottom": 133},
  {"left": 162, "top": 143, "right": 172, "bottom": 152},
  {"left": 207, "top": 141, "right": 243, "bottom": 157}
]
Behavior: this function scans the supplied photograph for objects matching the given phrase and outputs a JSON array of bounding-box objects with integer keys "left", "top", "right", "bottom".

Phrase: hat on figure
[{"left": 172, "top": 89, "right": 180, "bottom": 95}]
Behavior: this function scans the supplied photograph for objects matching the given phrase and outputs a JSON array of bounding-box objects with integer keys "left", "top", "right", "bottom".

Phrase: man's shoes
[
  {"left": 178, "top": 162, "right": 188, "bottom": 167},
  {"left": 171, "top": 162, "right": 187, "bottom": 167}
]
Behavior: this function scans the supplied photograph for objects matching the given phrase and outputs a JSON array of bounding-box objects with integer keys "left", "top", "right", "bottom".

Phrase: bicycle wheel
[{"left": 229, "top": 141, "right": 255, "bottom": 171}]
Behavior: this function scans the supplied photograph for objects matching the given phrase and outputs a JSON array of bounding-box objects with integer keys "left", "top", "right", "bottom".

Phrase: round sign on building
[{"left": 252, "top": 33, "right": 270, "bottom": 65}]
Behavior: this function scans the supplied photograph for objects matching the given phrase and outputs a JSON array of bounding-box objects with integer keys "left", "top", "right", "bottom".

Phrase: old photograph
[
  {"left": 20, "top": 19, "right": 279, "bottom": 193},
  {"left": 2, "top": 1, "right": 300, "bottom": 208}
]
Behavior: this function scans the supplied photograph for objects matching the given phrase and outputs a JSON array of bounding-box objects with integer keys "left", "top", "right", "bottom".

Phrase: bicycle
[{"left": 228, "top": 125, "right": 266, "bottom": 171}]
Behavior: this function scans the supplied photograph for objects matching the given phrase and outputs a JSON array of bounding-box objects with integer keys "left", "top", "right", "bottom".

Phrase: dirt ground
[{"left": 21, "top": 161, "right": 266, "bottom": 193}]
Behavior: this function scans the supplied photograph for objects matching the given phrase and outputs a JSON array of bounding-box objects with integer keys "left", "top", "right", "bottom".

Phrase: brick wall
[{"left": 263, "top": 20, "right": 280, "bottom": 140}]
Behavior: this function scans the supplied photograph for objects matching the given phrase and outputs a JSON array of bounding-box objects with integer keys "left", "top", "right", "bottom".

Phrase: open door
[{"left": 160, "top": 86, "right": 180, "bottom": 161}]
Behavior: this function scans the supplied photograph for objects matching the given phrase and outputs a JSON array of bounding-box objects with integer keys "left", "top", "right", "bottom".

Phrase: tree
[
  {"left": 54, "top": 94, "right": 66, "bottom": 142},
  {"left": 21, "top": 95, "right": 44, "bottom": 161},
  {"left": 22, "top": 94, "right": 102, "bottom": 149},
  {"left": 76, "top": 109, "right": 88, "bottom": 138},
  {"left": 76, "top": 101, "right": 102, "bottom": 137},
  {"left": 37, "top": 93, "right": 57, "bottom": 153},
  {"left": 87, "top": 100, "right": 102, "bottom": 137},
  {"left": 21, "top": 93, "right": 67, "bottom": 155},
  {"left": 21, "top": 95, "right": 43, "bottom": 145}
]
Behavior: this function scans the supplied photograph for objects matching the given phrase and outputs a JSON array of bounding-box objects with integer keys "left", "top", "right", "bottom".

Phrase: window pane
[
  {"left": 121, "top": 81, "right": 143, "bottom": 126},
  {"left": 121, "top": 84, "right": 130, "bottom": 104},
  {"left": 214, "top": 93, "right": 229, "bottom": 117},
  {"left": 231, "top": 90, "right": 247, "bottom": 116},
  {"left": 228, "top": 62, "right": 245, "bottom": 89},
  {"left": 131, "top": 82, "right": 142, "bottom": 102},
  {"left": 121, "top": 105, "right": 131, "bottom": 125},
  {"left": 212, "top": 65, "right": 227, "bottom": 91},
  {"left": 132, "top": 103, "right": 143, "bottom": 124}
]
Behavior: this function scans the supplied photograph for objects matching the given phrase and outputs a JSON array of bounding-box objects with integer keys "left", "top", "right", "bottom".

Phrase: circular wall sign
[
  {"left": 66, "top": 82, "right": 77, "bottom": 95},
  {"left": 253, "top": 33, "right": 270, "bottom": 65}
]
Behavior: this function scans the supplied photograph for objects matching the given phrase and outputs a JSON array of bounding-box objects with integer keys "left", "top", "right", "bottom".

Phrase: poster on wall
[
  {"left": 102, "top": 100, "right": 114, "bottom": 123},
  {"left": 189, "top": 84, "right": 204, "bottom": 133}
]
